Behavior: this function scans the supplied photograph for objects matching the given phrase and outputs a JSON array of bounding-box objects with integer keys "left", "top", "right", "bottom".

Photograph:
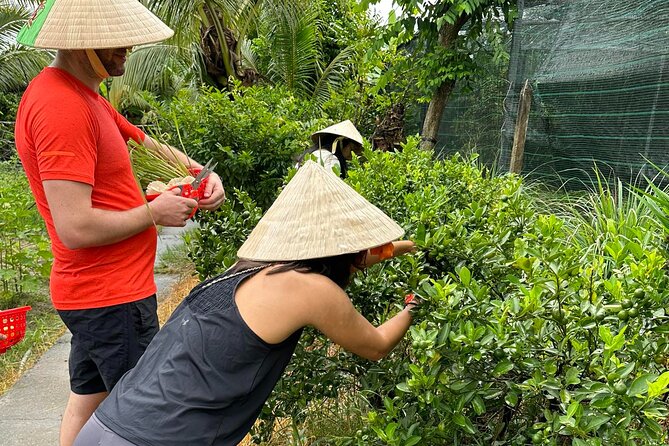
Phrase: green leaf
[
  {"left": 458, "top": 266, "right": 471, "bottom": 286},
  {"left": 404, "top": 436, "right": 421, "bottom": 446},
  {"left": 567, "top": 401, "right": 580, "bottom": 418},
  {"left": 396, "top": 382, "right": 410, "bottom": 393},
  {"left": 384, "top": 422, "right": 398, "bottom": 439},
  {"left": 598, "top": 326, "right": 613, "bottom": 345},
  {"left": 472, "top": 395, "right": 486, "bottom": 415},
  {"left": 590, "top": 394, "right": 615, "bottom": 408},
  {"left": 505, "top": 391, "right": 519, "bottom": 407},
  {"left": 584, "top": 415, "right": 610, "bottom": 432},
  {"left": 565, "top": 367, "right": 581, "bottom": 385},
  {"left": 628, "top": 374, "right": 656, "bottom": 396},
  {"left": 609, "top": 327, "right": 627, "bottom": 351},
  {"left": 493, "top": 360, "right": 514, "bottom": 377},
  {"left": 648, "top": 372, "right": 669, "bottom": 398},
  {"left": 453, "top": 413, "right": 476, "bottom": 434}
]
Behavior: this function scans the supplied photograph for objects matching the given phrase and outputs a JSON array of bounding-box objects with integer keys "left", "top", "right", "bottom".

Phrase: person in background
[
  {"left": 296, "top": 120, "right": 364, "bottom": 178},
  {"left": 73, "top": 160, "right": 418, "bottom": 446},
  {"left": 13, "top": 1, "right": 225, "bottom": 445}
]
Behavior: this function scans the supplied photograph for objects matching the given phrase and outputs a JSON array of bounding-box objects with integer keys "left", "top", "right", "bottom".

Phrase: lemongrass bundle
[{"left": 128, "top": 139, "right": 192, "bottom": 189}]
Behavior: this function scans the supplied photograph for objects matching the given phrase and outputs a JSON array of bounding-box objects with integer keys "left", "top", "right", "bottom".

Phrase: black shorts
[{"left": 57, "top": 295, "right": 159, "bottom": 395}]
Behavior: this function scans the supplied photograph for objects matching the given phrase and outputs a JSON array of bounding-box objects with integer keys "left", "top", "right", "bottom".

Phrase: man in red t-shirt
[{"left": 14, "top": 2, "right": 225, "bottom": 445}]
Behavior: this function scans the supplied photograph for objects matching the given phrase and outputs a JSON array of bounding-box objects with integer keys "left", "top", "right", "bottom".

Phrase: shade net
[{"left": 500, "top": 0, "right": 669, "bottom": 187}]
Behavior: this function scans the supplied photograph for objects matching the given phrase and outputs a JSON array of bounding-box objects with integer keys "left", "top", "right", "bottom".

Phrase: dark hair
[{"left": 229, "top": 252, "right": 366, "bottom": 289}]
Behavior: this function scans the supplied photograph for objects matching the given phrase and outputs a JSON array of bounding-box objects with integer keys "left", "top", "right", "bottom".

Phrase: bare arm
[
  {"left": 363, "top": 240, "right": 416, "bottom": 268},
  {"left": 43, "top": 180, "right": 198, "bottom": 249},
  {"left": 303, "top": 277, "right": 413, "bottom": 361},
  {"left": 142, "top": 136, "right": 226, "bottom": 210}
]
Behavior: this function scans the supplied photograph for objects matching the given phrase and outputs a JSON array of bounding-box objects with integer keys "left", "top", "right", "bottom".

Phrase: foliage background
[{"left": 186, "top": 137, "right": 669, "bottom": 445}]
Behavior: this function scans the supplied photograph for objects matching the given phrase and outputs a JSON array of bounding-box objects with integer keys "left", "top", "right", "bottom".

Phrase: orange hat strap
[{"left": 85, "top": 49, "right": 110, "bottom": 79}]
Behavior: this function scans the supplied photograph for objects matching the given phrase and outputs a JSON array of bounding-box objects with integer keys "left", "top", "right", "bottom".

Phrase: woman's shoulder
[{"left": 266, "top": 267, "right": 344, "bottom": 299}]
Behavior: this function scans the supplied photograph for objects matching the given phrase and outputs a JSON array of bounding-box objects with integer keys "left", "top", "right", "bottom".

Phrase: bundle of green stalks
[{"left": 128, "top": 139, "right": 192, "bottom": 190}]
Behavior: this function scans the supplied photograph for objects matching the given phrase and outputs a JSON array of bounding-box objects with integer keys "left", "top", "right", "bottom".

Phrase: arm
[
  {"left": 363, "top": 240, "right": 416, "bottom": 268},
  {"left": 302, "top": 277, "right": 413, "bottom": 361},
  {"left": 43, "top": 180, "right": 198, "bottom": 249},
  {"left": 142, "top": 136, "right": 226, "bottom": 211}
]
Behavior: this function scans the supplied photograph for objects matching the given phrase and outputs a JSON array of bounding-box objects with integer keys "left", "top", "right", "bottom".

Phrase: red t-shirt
[{"left": 15, "top": 67, "right": 157, "bottom": 310}]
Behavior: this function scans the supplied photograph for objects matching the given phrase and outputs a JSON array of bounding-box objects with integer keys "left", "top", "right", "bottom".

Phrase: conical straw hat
[
  {"left": 311, "top": 120, "right": 364, "bottom": 146},
  {"left": 238, "top": 161, "right": 404, "bottom": 261},
  {"left": 16, "top": 0, "right": 174, "bottom": 49}
]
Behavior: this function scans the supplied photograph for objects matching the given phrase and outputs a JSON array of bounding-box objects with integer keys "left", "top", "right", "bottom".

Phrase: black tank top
[{"left": 96, "top": 266, "right": 303, "bottom": 445}]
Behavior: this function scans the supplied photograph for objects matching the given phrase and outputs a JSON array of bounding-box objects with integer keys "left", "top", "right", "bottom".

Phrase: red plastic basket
[{"left": 0, "top": 306, "right": 31, "bottom": 354}]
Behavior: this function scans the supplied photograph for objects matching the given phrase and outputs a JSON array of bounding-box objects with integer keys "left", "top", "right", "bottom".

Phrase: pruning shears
[
  {"left": 177, "top": 159, "right": 218, "bottom": 201},
  {"left": 145, "top": 159, "right": 218, "bottom": 219}
]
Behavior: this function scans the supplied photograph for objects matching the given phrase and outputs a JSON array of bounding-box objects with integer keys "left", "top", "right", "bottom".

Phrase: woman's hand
[
  {"left": 393, "top": 240, "right": 416, "bottom": 257},
  {"left": 364, "top": 240, "right": 417, "bottom": 268}
]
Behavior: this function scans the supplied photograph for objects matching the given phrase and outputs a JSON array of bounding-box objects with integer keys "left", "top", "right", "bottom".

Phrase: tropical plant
[
  {"left": 254, "top": 0, "right": 359, "bottom": 108},
  {"left": 112, "top": 0, "right": 364, "bottom": 111},
  {"left": 0, "top": 0, "right": 51, "bottom": 92},
  {"left": 0, "top": 159, "right": 51, "bottom": 298},
  {"left": 185, "top": 136, "right": 669, "bottom": 444},
  {"left": 148, "top": 82, "right": 329, "bottom": 210}
]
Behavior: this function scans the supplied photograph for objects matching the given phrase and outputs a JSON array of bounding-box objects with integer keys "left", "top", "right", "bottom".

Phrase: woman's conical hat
[
  {"left": 311, "top": 120, "right": 364, "bottom": 146},
  {"left": 16, "top": 0, "right": 174, "bottom": 49},
  {"left": 238, "top": 161, "right": 404, "bottom": 261}
]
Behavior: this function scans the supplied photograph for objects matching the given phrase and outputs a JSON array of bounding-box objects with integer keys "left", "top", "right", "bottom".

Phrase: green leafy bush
[
  {"left": 186, "top": 189, "right": 263, "bottom": 278},
  {"left": 149, "top": 83, "right": 329, "bottom": 210},
  {"left": 260, "top": 138, "right": 669, "bottom": 445},
  {"left": 186, "top": 134, "right": 669, "bottom": 444},
  {"left": 0, "top": 159, "right": 52, "bottom": 303}
]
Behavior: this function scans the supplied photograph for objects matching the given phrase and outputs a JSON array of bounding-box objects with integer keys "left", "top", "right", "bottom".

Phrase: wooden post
[{"left": 509, "top": 79, "right": 533, "bottom": 174}]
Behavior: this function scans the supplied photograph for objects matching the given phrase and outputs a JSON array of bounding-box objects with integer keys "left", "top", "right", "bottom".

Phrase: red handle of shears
[
  {"left": 145, "top": 175, "right": 208, "bottom": 220},
  {"left": 169, "top": 183, "right": 200, "bottom": 219}
]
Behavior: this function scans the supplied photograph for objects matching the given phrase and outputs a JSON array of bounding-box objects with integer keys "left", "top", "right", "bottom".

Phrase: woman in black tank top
[{"left": 74, "top": 161, "right": 419, "bottom": 446}]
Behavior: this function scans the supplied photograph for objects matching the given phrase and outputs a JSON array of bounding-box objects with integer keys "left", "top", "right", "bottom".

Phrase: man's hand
[
  {"left": 149, "top": 188, "right": 199, "bottom": 227},
  {"left": 143, "top": 137, "right": 226, "bottom": 211},
  {"left": 198, "top": 172, "right": 226, "bottom": 211}
]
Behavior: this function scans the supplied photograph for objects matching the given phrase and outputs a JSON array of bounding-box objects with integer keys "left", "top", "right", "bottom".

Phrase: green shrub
[
  {"left": 186, "top": 134, "right": 669, "bottom": 444},
  {"left": 186, "top": 189, "right": 263, "bottom": 278},
  {"left": 357, "top": 141, "right": 669, "bottom": 445},
  {"left": 260, "top": 138, "right": 669, "bottom": 445},
  {"left": 0, "top": 162, "right": 62, "bottom": 395},
  {"left": 0, "top": 159, "right": 52, "bottom": 302},
  {"left": 149, "top": 83, "right": 329, "bottom": 210}
]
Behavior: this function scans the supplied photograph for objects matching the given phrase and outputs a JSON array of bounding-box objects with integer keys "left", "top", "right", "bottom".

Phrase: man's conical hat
[
  {"left": 238, "top": 161, "right": 404, "bottom": 261},
  {"left": 16, "top": 0, "right": 174, "bottom": 49},
  {"left": 311, "top": 120, "right": 364, "bottom": 146}
]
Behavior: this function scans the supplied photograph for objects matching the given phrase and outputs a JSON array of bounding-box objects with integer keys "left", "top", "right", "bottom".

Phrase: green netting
[
  {"left": 430, "top": 73, "right": 508, "bottom": 167},
  {"left": 501, "top": 0, "right": 669, "bottom": 187}
]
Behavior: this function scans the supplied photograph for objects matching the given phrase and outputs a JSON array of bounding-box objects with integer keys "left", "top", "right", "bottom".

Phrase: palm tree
[
  {"left": 0, "top": 0, "right": 52, "bottom": 92},
  {"left": 147, "top": 0, "right": 261, "bottom": 87},
  {"left": 111, "top": 0, "right": 356, "bottom": 110},
  {"left": 108, "top": 0, "right": 260, "bottom": 108},
  {"left": 260, "top": 0, "right": 357, "bottom": 108}
]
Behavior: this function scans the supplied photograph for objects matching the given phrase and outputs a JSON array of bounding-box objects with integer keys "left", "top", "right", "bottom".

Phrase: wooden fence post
[{"left": 509, "top": 79, "right": 533, "bottom": 174}]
